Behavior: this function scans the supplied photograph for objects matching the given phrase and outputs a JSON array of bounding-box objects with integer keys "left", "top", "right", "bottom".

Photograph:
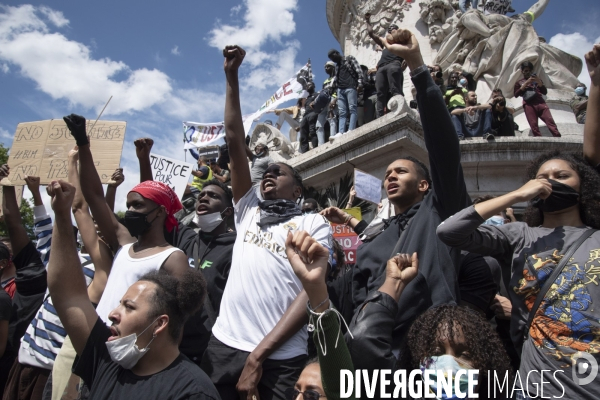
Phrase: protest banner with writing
[
  {"left": 150, "top": 153, "right": 194, "bottom": 199},
  {"left": 354, "top": 169, "right": 382, "bottom": 205},
  {"left": 331, "top": 207, "right": 362, "bottom": 265},
  {"left": 183, "top": 122, "right": 225, "bottom": 149},
  {"left": 242, "top": 61, "right": 312, "bottom": 135},
  {"left": 3, "top": 119, "right": 126, "bottom": 186}
]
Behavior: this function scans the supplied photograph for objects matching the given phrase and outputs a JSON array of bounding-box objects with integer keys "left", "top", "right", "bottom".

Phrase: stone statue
[
  {"left": 434, "top": 0, "right": 582, "bottom": 98},
  {"left": 348, "top": 0, "right": 408, "bottom": 47},
  {"left": 419, "top": 0, "right": 454, "bottom": 44}
]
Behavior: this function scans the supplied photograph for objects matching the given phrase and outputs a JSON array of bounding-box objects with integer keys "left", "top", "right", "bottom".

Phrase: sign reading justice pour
[
  {"left": 149, "top": 153, "right": 195, "bottom": 200},
  {"left": 3, "top": 119, "right": 126, "bottom": 186}
]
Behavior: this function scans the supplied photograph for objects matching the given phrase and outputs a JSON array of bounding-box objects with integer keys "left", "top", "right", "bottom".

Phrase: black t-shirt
[
  {"left": 73, "top": 317, "right": 220, "bottom": 400},
  {"left": 377, "top": 48, "right": 403, "bottom": 68},
  {"left": 337, "top": 61, "right": 358, "bottom": 90},
  {"left": 304, "top": 92, "right": 319, "bottom": 114}
]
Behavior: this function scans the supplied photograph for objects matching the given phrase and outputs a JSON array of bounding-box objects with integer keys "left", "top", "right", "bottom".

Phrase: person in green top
[
  {"left": 444, "top": 71, "right": 468, "bottom": 111},
  {"left": 189, "top": 156, "right": 213, "bottom": 192}
]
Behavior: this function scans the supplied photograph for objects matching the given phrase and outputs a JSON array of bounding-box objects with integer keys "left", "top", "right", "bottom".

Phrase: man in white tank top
[{"left": 62, "top": 118, "right": 191, "bottom": 324}]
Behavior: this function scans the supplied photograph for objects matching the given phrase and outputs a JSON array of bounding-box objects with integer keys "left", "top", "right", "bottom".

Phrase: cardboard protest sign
[
  {"left": 0, "top": 186, "right": 24, "bottom": 215},
  {"left": 3, "top": 119, "right": 126, "bottom": 186},
  {"left": 150, "top": 153, "right": 195, "bottom": 200},
  {"left": 331, "top": 207, "right": 362, "bottom": 265},
  {"left": 354, "top": 169, "right": 382, "bottom": 205}
]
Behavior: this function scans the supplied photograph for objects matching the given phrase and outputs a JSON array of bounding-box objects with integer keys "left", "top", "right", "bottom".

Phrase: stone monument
[{"left": 287, "top": 0, "right": 584, "bottom": 212}]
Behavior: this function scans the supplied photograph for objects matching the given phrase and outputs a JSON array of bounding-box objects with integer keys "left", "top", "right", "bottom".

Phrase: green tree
[{"left": 0, "top": 143, "right": 36, "bottom": 240}]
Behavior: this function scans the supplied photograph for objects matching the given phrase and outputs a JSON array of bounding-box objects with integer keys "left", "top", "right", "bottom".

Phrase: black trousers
[
  {"left": 375, "top": 62, "right": 404, "bottom": 117},
  {"left": 299, "top": 112, "right": 318, "bottom": 153},
  {"left": 200, "top": 335, "right": 307, "bottom": 400}
]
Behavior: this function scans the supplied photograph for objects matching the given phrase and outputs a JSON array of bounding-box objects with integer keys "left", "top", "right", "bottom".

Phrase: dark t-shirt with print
[
  {"left": 73, "top": 317, "right": 220, "bottom": 400},
  {"left": 438, "top": 206, "right": 600, "bottom": 399}
]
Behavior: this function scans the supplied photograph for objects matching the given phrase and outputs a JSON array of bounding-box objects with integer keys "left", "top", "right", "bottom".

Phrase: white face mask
[
  {"left": 195, "top": 210, "right": 227, "bottom": 232},
  {"left": 105, "top": 317, "right": 159, "bottom": 369}
]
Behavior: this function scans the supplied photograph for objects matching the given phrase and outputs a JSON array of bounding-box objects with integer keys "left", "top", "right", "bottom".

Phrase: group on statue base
[{"left": 345, "top": 0, "right": 581, "bottom": 103}]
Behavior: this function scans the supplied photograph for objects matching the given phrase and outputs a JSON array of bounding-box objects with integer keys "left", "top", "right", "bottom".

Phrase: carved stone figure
[
  {"left": 434, "top": 0, "right": 582, "bottom": 98},
  {"left": 348, "top": 0, "right": 407, "bottom": 47},
  {"left": 419, "top": 0, "right": 454, "bottom": 44}
]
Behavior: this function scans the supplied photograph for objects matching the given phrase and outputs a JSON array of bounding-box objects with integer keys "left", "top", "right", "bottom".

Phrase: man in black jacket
[
  {"left": 351, "top": 29, "right": 469, "bottom": 349},
  {"left": 171, "top": 179, "right": 235, "bottom": 366}
]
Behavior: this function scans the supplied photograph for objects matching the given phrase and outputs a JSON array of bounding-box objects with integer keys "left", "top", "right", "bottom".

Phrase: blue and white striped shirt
[{"left": 18, "top": 205, "right": 95, "bottom": 369}]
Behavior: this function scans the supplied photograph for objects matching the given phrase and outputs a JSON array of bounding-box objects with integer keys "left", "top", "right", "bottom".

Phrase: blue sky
[{"left": 0, "top": 0, "right": 599, "bottom": 211}]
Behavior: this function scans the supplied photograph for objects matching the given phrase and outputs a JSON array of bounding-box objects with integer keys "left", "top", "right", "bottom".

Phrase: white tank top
[{"left": 95, "top": 243, "right": 182, "bottom": 324}]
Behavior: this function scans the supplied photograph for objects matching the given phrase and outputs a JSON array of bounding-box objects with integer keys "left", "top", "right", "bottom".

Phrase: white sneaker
[{"left": 330, "top": 133, "right": 344, "bottom": 140}]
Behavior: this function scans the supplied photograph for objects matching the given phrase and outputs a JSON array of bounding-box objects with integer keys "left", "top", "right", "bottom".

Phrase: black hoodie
[{"left": 172, "top": 223, "right": 236, "bottom": 364}]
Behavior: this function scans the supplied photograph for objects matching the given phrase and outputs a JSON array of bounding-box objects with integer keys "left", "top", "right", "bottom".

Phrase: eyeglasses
[{"left": 285, "top": 388, "right": 325, "bottom": 400}]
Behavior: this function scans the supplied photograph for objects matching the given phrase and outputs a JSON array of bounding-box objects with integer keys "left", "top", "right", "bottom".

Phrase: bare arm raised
[
  {"left": 68, "top": 148, "right": 114, "bottom": 304},
  {"left": 46, "top": 180, "right": 98, "bottom": 355},
  {"left": 223, "top": 46, "right": 252, "bottom": 203},
  {"left": 583, "top": 44, "right": 600, "bottom": 167}
]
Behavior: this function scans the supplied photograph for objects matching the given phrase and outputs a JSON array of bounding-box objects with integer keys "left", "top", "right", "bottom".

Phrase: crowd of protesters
[{"left": 0, "top": 21, "right": 599, "bottom": 400}]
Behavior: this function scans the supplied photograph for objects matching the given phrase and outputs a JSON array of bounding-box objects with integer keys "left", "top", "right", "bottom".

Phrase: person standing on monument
[
  {"left": 364, "top": 14, "right": 405, "bottom": 119},
  {"left": 327, "top": 49, "right": 363, "bottom": 137},
  {"left": 514, "top": 61, "right": 561, "bottom": 137},
  {"left": 316, "top": 61, "right": 338, "bottom": 143},
  {"left": 298, "top": 82, "right": 319, "bottom": 153}
]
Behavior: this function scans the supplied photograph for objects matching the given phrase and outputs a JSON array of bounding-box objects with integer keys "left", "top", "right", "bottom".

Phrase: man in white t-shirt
[{"left": 201, "top": 45, "right": 332, "bottom": 400}]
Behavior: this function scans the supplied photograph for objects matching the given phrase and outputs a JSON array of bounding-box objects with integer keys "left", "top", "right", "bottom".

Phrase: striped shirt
[{"left": 18, "top": 205, "right": 95, "bottom": 370}]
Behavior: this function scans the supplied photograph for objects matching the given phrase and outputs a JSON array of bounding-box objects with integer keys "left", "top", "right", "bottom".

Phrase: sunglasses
[{"left": 285, "top": 388, "right": 325, "bottom": 400}]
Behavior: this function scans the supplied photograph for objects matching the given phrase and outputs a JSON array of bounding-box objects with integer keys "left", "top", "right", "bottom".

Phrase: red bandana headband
[{"left": 129, "top": 181, "right": 183, "bottom": 232}]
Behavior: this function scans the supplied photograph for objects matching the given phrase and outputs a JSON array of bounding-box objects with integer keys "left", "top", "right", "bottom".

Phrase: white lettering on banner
[
  {"left": 183, "top": 121, "right": 225, "bottom": 149},
  {"left": 149, "top": 153, "right": 194, "bottom": 200},
  {"left": 354, "top": 168, "right": 382, "bottom": 205}
]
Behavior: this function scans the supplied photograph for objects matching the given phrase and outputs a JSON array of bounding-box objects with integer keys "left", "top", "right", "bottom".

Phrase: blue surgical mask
[
  {"left": 575, "top": 87, "right": 585, "bottom": 96},
  {"left": 420, "top": 355, "right": 478, "bottom": 399},
  {"left": 459, "top": 78, "right": 468, "bottom": 87},
  {"left": 484, "top": 215, "right": 505, "bottom": 226}
]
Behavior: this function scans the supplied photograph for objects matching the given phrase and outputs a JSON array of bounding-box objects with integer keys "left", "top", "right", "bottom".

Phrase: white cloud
[
  {"left": 38, "top": 6, "right": 68, "bottom": 28},
  {"left": 208, "top": 0, "right": 297, "bottom": 49},
  {"left": 171, "top": 45, "right": 180, "bottom": 56},
  {"left": 230, "top": 5, "right": 242, "bottom": 15},
  {"left": 0, "top": 62, "right": 7, "bottom": 73},
  {"left": 207, "top": 0, "right": 301, "bottom": 92},
  {"left": 0, "top": 5, "right": 172, "bottom": 115},
  {"left": 549, "top": 32, "right": 600, "bottom": 88}
]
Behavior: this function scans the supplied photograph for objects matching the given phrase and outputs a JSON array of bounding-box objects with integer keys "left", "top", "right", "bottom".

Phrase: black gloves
[{"left": 63, "top": 114, "right": 89, "bottom": 146}]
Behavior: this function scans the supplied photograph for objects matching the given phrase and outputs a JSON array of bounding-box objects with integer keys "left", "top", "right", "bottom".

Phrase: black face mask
[
  {"left": 123, "top": 206, "right": 160, "bottom": 237},
  {"left": 532, "top": 179, "right": 579, "bottom": 212}
]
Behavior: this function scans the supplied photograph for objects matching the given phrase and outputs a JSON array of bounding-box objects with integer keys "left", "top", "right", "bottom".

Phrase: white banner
[
  {"left": 243, "top": 61, "right": 312, "bottom": 134},
  {"left": 183, "top": 121, "right": 225, "bottom": 149},
  {"left": 149, "top": 153, "right": 195, "bottom": 199}
]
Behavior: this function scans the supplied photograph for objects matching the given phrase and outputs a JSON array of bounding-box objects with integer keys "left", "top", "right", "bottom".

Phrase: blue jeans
[
  {"left": 337, "top": 88, "right": 358, "bottom": 133},
  {"left": 459, "top": 0, "right": 478, "bottom": 13},
  {"left": 452, "top": 109, "right": 492, "bottom": 138}
]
